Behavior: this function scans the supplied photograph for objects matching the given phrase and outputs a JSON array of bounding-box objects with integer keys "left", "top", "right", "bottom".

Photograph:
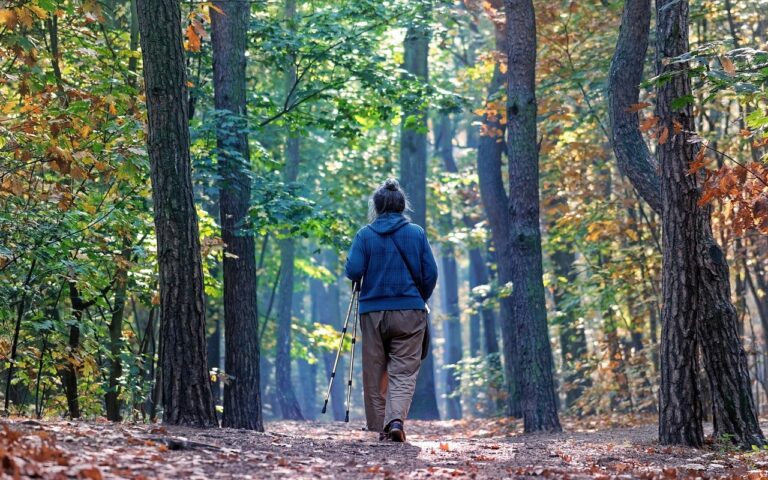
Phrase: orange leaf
[
  {"left": 658, "top": 126, "right": 669, "bottom": 145},
  {"left": 673, "top": 120, "right": 683, "bottom": 134},
  {"left": 721, "top": 56, "right": 736, "bottom": 76},
  {"left": 639, "top": 116, "right": 658, "bottom": 132},
  {"left": 186, "top": 24, "right": 201, "bottom": 52},
  {"left": 625, "top": 102, "right": 652, "bottom": 113},
  {"left": 0, "top": 9, "right": 18, "bottom": 30},
  {"left": 741, "top": 129, "right": 752, "bottom": 138},
  {"left": 208, "top": 3, "right": 225, "bottom": 15},
  {"left": 439, "top": 442, "right": 450, "bottom": 452}
]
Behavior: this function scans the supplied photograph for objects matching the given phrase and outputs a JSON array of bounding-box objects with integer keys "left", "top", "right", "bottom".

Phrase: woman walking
[{"left": 345, "top": 179, "right": 438, "bottom": 442}]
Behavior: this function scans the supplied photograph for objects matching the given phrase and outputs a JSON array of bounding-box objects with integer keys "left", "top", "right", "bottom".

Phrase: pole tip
[
  {"left": 321, "top": 405, "right": 327, "bottom": 414},
  {"left": 344, "top": 412, "right": 349, "bottom": 423}
]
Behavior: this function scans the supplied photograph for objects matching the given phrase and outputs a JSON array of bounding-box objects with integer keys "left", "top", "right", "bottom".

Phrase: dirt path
[{"left": 3, "top": 417, "right": 768, "bottom": 478}]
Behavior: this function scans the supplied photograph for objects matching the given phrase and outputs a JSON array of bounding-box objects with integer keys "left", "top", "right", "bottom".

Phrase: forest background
[{"left": 1, "top": 0, "right": 768, "bottom": 454}]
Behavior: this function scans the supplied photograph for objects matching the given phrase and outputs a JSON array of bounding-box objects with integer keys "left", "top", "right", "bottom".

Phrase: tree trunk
[
  {"left": 62, "top": 282, "right": 88, "bottom": 419},
  {"left": 551, "top": 246, "right": 589, "bottom": 409},
  {"left": 475, "top": 0, "right": 520, "bottom": 418},
  {"left": 136, "top": 0, "right": 217, "bottom": 427},
  {"left": 436, "top": 114, "right": 463, "bottom": 420},
  {"left": 106, "top": 246, "right": 130, "bottom": 422},
  {"left": 211, "top": 0, "right": 264, "bottom": 431},
  {"left": 657, "top": 0, "right": 762, "bottom": 448},
  {"left": 609, "top": 0, "right": 763, "bottom": 447},
  {"left": 399, "top": 0, "right": 440, "bottom": 420},
  {"left": 4, "top": 259, "right": 36, "bottom": 413},
  {"left": 504, "top": 0, "right": 561, "bottom": 432},
  {"left": 311, "top": 266, "right": 346, "bottom": 421},
  {"left": 294, "top": 286, "right": 317, "bottom": 420},
  {"left": 274, "top": 0, "right": 304, "bottom": 420}
]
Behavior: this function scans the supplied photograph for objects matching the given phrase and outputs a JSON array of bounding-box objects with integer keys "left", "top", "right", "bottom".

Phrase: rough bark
[
  {"left": 609, "top": 0, "right": 763, "bottom": 447},
  {"left": 656, "top": 0, "right": 763, "bottom": 445},
  {"left": 136, "top": 0, "right": 217, "bottom": 426},
  {"left": 399, "top": 0, "right": 440, "bottom": 420},
  {"left": 211, "top": 0, "right": 263, "bottom": 431},
  {"left": 606, "top": 0, "right": 660, "bottom": 215},
  {"left": 504, "top": 0, "right": 561, "bottom": 432},
  {"left": 475, "top": 0, "right": 520, "bottom": 418}
]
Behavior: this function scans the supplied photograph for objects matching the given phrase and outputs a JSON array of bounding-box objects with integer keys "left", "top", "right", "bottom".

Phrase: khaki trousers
[{"left": 360, "top": 309, "right": 427, "bottom": 432}]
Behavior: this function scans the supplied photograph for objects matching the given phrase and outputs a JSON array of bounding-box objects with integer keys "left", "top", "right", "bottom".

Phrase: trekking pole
[
  {"left": 321, "top": 280, "right": 360, "bottom": 415},
  {"left": 344, "top": 281, "right": 361, "bottom": 422}
]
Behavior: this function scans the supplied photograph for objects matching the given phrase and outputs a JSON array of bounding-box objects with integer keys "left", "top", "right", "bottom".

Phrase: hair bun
[{"left": 384, "top": 178, "right": 399, "bottom": 191}]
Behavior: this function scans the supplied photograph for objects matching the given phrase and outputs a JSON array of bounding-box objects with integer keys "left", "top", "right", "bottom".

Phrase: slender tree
[
  {"left": 136, "top": 0, "right": 217, "bottom": 426},
  {"left": 399, "top": 0, "right": 440, "bottom": 420},
  {"left": 211, "top": 0, "right": 264, "bottom": 430},
  {"left": 274, "top": 0, "right": 305, "bottom": 421},
  {"left": 504, "top": 0, "right": 561, "bottom": 432},
  {"left": 609, "top": 0, "right": 764, "bottom": 448},
  {"left": 474, "top": 0, "right": 521, "bottom": 418},
  {"left": 435, "top": 113, "right": 463, "bottom": 420}
]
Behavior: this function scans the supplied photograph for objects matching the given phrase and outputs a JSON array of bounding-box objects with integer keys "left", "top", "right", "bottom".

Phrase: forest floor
[{"left": 3, "top": 415, "right": 768, "bottom": 479}]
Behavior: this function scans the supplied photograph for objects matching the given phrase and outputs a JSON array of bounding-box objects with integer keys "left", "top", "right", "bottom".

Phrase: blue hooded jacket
[{"left": 344, "top": 213, "right": 438, "bottom": 315}]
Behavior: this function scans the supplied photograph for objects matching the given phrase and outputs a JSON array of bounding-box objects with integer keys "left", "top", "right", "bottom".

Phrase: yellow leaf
[
  {"left": 108, "top": 103, "right": 117, "bottom": 115},
  {"left": 16, "top": 7, "right": 33, "bottom": 28},
  {"left": 80, "top": 124, "right": 91, "bottom": 138},
  {"left": 28, "top": 5, "right": 47, "bottom": 19},
  {"left": 499, "top": 62, "right": 507, "bottom": 74},
  {"left": 721, "top": 56, "right": 736, "bottom": 76},
  {"left": 0, "top": 9, "right": 17, "bottom": 29}
]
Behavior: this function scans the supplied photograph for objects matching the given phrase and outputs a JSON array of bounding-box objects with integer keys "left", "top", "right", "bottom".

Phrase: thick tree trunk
[
  {"left": 436, "top": 114, "right": 463, "bottom": 420},
  {"left": 475, "top": 0, "right": 520, "bottom": 418},
  {"left": 399, "top": 0, "right": 440, "bottom": 420},
  {"left": 609, "top": 0, "right": 763, "bottom": 447},
  {"left": 136, "top": 0, "right": 217, "bottom": 427},
  {"left": 504, "top": 0, "right": 561, "bottom": 432},
  {"left": 657, "top": 1, "right": 762, "bottom": 447},
  {"left": 211, "top": 0, "right": 263, "bottom": 431}
]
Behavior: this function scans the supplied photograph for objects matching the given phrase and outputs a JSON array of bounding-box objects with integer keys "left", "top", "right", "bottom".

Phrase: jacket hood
[{"left": 367, "top": 213, "right": 410, "bottom": 235}]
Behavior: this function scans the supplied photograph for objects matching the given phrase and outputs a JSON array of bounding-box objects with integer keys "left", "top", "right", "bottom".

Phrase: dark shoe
[{"left": 387, "top": 420, "right": 405, "bottom": 442}]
